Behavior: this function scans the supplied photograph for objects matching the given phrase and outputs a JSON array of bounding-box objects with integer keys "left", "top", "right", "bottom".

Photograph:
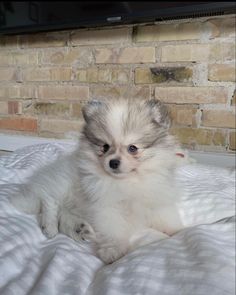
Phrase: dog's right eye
[
  {"left": 128, "top": 145, "right": 138, "bottom": 154},
  {"left": 103, "top": 144, "right": 110, "bottom": 153}
]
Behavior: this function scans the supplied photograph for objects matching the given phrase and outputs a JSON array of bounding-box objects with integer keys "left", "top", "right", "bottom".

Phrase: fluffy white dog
[{"left": 10, "top": 98, "right": 190, "bottom": 264}]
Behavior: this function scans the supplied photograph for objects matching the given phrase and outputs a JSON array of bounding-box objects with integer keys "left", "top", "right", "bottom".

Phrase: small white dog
[{"left": 10, "top": 98, "right": 190, "bottom": 264}]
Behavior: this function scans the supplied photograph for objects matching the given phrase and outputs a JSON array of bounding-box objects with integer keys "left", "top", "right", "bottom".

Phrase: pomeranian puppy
[{"left": 10, "top": 98, "right": 189, "bottom": 264}]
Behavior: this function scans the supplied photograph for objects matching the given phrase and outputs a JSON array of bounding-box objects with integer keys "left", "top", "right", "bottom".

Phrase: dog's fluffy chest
[
  {"left": 83, "top": 172, "right": 181, "bottom": 233},
  {"left": 99, "top": 172, "right": 176, "bottom": 205}
]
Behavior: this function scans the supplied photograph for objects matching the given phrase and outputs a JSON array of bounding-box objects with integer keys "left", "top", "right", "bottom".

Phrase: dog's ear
[
  {"left": 145, "top": 99, "right": 171, "bottom": 128},
  {"left": 82, "top": 100, "right": 106, "bottom": 123}
]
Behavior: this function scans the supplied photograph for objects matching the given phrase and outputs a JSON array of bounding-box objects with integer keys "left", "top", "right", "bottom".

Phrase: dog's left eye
[
  {"left": 103, "top": 144, "right": 110, "bottom": 153},
  {"left": 127, "top": 145, "right": 138, "bottom": 154}
]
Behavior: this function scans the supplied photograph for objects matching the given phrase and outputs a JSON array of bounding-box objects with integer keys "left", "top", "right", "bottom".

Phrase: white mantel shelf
[{"left": 0, "top": 133, "right": 235, "bottom": 169}]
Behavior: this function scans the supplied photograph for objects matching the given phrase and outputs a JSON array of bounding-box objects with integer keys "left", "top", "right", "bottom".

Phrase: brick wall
[{"left": 0, "top": 14, "right": 235, "bottom": 152}]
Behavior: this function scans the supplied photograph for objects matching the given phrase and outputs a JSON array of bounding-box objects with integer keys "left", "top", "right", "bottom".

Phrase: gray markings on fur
[
  {"left": 145, "top": 99, "right": 171, "bottom": 129},
  {"left": 82, "top": 98, "right": 173, "bottom": 152},
  {"left": 82, "top": 100, "right": 111, "bottom": 147}
]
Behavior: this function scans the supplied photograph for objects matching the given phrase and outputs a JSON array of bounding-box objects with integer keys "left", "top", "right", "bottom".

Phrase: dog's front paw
[
  {"left": 39, "top": 206, "right": 59, "bottom": 239},
  {"left": 97, "top": 244, "right": 128, "bottom": 264},
  {"left": 40, "top": 222, "right": 58, "bottom": 238},
  {"left": 74, "top": 221, "right": 96, "bottom": 242},
  {"left": 59, "top": 215, "right": 96, "bottom": 243}
]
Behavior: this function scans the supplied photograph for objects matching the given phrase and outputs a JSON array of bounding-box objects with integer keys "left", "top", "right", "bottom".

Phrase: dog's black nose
[{"left": 109, "top": 159, "right": 120, "bottom": 169}]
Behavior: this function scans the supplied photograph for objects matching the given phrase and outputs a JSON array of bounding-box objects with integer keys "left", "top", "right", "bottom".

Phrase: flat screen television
[{"left": 0, "top": 1, "right": 235, "bottom": 35}]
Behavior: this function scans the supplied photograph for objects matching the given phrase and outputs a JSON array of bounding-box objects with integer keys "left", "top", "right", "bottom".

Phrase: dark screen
[{"left": 0, "top": 2, "right": 235, "bottom": 35}]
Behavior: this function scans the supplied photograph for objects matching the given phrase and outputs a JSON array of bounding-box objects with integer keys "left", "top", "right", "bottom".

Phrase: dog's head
[{"left": 81, "top": 98, "right": 175, "bottom": 178}]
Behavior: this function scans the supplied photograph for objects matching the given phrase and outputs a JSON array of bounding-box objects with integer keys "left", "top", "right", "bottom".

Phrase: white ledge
[
  {"left": 0, "top": 133, "right": 75, "bottom": 151},
  {"left": 0, "top": 133, "right": 235, "bottom": 169}
]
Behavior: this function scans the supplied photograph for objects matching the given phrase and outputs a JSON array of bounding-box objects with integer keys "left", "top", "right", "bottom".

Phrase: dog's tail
[{"left": 9, "top": 184, "right": 41, "bottom": 214}]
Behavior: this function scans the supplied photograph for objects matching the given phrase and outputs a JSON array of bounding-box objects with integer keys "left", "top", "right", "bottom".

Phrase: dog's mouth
[{"left": 105, "top": 167, "right": 137, "bottom": 178}]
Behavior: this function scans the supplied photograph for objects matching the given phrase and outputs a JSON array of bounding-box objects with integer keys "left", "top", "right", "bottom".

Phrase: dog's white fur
[{"left": 10, "top": 98, "right": 190, "bottom": 264}]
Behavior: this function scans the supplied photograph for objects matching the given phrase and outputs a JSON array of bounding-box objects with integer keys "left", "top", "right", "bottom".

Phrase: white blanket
[{"left": 0, "top": 143, "right": 235, "bottom": 295}]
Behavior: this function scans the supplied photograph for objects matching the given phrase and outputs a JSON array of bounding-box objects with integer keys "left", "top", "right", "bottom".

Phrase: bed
[{"left": 0, "top": 142, "right": 235, "bottom": 295}]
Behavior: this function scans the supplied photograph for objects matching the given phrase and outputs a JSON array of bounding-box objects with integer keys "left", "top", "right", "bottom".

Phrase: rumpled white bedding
[{"left": 0, "top": 143, "right": 235, "bottom": 295}]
